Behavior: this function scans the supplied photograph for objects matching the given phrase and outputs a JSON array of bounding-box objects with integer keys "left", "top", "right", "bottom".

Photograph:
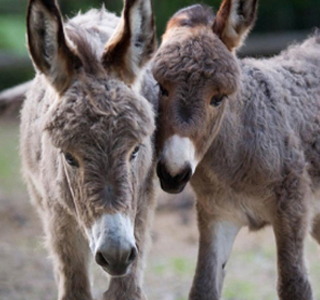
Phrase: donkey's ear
[
  {"left": 27, "top": 0, "right": 81, "bottom": 93},
  {"left": 213, "top": 0, "right": 258, "bottom": 51},
  {"left": 102, "top": 0, "right": 156, "bottom": 85}
]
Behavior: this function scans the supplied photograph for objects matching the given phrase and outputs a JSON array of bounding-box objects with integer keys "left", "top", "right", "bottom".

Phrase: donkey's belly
[
  {"left": 196, "top": 188, "right": 274, "bottom": 230},
  {"left": 196, "top": 183, "right": 320, "bottom": 233}
]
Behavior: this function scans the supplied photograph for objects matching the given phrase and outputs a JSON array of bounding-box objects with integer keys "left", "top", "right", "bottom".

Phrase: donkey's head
[
  {"left": 27, "top": 0, "right": 156, "bottom": 276},
  {"left": 152, "top": 0, "right": 257, "bottom": 193}
]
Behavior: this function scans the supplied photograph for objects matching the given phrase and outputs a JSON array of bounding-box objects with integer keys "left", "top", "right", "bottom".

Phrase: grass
[
  {"left": 224, "top": 280, "right": 257, "bottom": 300},
  {"left": 171, "top": 258, "right": 194, "bottom": 276}
]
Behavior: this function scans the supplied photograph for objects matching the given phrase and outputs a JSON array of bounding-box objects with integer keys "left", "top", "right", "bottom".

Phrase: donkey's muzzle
[
  {"left": 95, "top": 243, "right": 138, "bottom": 277},
  {"left": 92, "top": 213, "right": 137, "bottom": 277},
  {"left": 157, "top": 161, "right": 192, "bottom": 194}
]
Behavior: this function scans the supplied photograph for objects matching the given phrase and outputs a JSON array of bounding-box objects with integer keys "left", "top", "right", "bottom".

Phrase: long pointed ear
[
  {"left": 102, "top": 0, "right": 157, "bottom": 85},
  {"left": 27, "top": 0, "right": 81, "bottom": 92},
  {"left": 212, "top": 0, "right": 258, "bottom": 51}
]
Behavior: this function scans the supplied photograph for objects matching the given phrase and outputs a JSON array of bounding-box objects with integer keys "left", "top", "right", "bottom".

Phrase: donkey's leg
[
  {"left": 44, "top": 204, "right": 92, "bottom": 300},
  {"left": 189, "top": 202, "right": 241, "bottom": 300},
  {"left": 103, "top": 198, "right": 155, "bottom": 300},
  {"left": 311, "top": 215, "right": 320, "bottom": 245},
  {"left": 272, "top": 177, "right": 313, "bottom": 300}
]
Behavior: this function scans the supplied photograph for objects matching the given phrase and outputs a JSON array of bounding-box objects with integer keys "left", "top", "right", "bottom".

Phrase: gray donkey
[
  {"left": 152, "top": 0, "right": 320, "bottom": 299},
  {"left": 21, "top": 0, "right": 158, "bottom": 299}
]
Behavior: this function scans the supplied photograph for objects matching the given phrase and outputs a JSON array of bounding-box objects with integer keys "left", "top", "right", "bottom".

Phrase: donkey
[
  {"left": 152, "top": 0, "right": 320, "bottom": 299},
  {"left": 21, "top": 0, "right": 158, "bottom": 299}
]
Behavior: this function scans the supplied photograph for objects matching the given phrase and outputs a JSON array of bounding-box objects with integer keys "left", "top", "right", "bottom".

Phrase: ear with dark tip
[
  {"left": 101, "top": 0, "right": 157, "bottom": 85},
  {"left": 212, "top": 0, "right": 258, "bottom": 51},
  {"left": 27, "top": 0, "right": 82, "bottom": 93}
]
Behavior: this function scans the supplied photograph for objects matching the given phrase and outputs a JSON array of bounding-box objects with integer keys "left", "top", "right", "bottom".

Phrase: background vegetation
[{"left": 0, "top": 0, "right": 319, "bottom": 90}]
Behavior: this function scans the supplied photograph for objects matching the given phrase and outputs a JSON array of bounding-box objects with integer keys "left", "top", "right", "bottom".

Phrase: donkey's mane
[
  {"left": 277, "top": 30, "right": 320, "bottom": 62},
  {"left": 171, "top": 4, "right": 214, "bottom": 28},
  {"left": 65, "top": 7, "right": 120, "bottom": 73}
]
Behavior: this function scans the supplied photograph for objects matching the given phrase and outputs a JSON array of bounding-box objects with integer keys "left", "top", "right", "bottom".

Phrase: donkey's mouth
[
  {"left": 157, "top": 162, "right": 192, "bottom": 194},
  {"left": 159, "top": 179, "right": 188, "bottom": 194},
  {"left": 102, "top": 264, "right": 132, "bottom": 277}
]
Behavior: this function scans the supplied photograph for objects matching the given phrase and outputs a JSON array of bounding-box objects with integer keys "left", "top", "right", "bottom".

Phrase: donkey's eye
[
  {"left": 64, "top": 153, "right": 79, "bottom": 168},
  {"left": 210, "top": 95, "right": 226, "bottom": 107},
  {"left": 130, "top": 145, "right": 140, "bottom": 161},
  {"left": 159, "top": 84, "right": 169, "bottom": 97}
]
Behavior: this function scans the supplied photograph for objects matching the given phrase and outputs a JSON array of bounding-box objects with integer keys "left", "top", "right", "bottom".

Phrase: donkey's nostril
[
  {"left": 95, "top": 251, "right": 110, "bottom": 267},
  {"left": 127, "top": 246, "right": 138, "bottom": 264},
  {"left": 157, "top": 162, "right": 170, "bottom": 181}
]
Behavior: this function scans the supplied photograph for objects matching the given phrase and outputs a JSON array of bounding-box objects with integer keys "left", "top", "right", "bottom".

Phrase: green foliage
[
  {"left": 60, "top": 0, "right": 320, "bottom": 37},
  {"left": 0, "top": 0, "right": 319, "bottom": 54},
  {"left": 0, "top": 13, "right": 33, "bottom": 90},
  {"left": 0, "top": 15, "right": 27, "bottom": 55},
  {"left": 0, "top": 0, "right": 319, "bottom": 89}
]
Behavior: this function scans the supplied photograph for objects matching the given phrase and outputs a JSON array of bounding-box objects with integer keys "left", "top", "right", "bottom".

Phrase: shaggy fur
[
  {"left": 153, "top": 0, "right": 320, "bottom": 299},
  {"left": 21, "top": 0, "right": 158, "bottom": 300}
]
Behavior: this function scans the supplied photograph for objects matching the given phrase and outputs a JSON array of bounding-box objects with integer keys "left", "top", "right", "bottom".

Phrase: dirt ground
[{"left": 1, "top": 120, "right": 320, "bottom": 300}]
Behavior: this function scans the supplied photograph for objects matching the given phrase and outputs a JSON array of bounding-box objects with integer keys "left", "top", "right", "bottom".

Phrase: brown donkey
[
  {"left": 21, "top": 0, "right": 158, "bottom": 299},
  {"left": 152, "top": 0, "right": 320, "bottom": 299}
]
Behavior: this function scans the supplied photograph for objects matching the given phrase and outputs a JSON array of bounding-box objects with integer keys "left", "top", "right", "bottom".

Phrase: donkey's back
[{"left": 238, "top": 32, "right": 320, "bottom": 187}]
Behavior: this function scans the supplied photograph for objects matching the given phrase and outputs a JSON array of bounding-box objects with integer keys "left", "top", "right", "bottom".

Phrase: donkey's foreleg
[
  {"left": 273, "top": 176, "right": 313, "bottom": 300},
  {"left": 44, "top": 204, "right": 92, "bottom": 300},
  {"left": 103, "top": 200, "right": 155, "bottom": 300},
  {"left": 189, "top": 202, "right": 241, "bottom": 300}
]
